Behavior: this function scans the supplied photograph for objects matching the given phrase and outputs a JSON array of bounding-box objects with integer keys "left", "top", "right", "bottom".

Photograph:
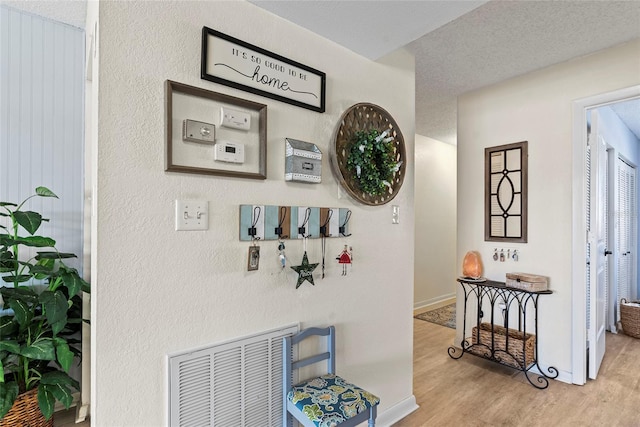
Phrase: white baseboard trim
[
  {"left": 376, "top": 395, "right": 419, "bottom": 427},
  {"left": 528, "top": 365, "right": 572, "bottom": 385},
  {"left": 414, "top": 293, "right": 456, "bottom": 315},
  {"left": 76, "top": 403, "right": 90, "bottom": 423}
]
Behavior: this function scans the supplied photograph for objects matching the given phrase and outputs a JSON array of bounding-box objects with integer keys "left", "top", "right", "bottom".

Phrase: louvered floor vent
[{"left": 168, "top": 324, "right": 298, "bottom": 427}]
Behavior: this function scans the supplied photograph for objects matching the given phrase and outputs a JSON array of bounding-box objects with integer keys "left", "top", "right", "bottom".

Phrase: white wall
[
  {"left": 414, "top": 135, "right": 457, "bottom": 309},
  {"left": 457, "top": 39, "right": 640, "bottom": 380},
  {"left": 91, "top": 1, "right": 416, "bottom": 425}
]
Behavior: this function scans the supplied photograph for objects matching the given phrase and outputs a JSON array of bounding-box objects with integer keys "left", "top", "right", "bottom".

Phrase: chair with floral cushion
[{"left": 283, "top": 326, "right": 380, "bottom": 427}]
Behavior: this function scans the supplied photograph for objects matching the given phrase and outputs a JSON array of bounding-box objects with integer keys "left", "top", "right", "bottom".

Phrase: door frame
[{"left": 572, "top": 85, "right": 640, "bottom": 385}]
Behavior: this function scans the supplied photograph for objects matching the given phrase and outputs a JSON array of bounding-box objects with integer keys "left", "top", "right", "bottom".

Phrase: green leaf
[
  {"left": 41, "top": 383, "right": 73, "bottom": 409},
  {"left": 0, "top": 264, "right": 18, "bottom": 273},
  {"left": 0, "top": 248, "right": 14, "bottom": 259},
  {"left": 0, "top": 382, "right": 19, "bottom": 420},
  {"left": 0, "top": 202, "right": 17, "bottom": 207},
  {"left": 0, "top": 341, "right": 20, "bottom": 354},
  {"left": 35, "top": 187, "right": 58, "bottom": 199},
  {"left": 1, "top": 286, "right": 38, "bottom": 303},
  {"left": 53, "top": 338, "right": 74, "bottom": 372},
  {"left": 61, "top": 271, "right": 85, "bottom": 296},
  {"left": 14, "top": 235, "right": 56, "bottom": 248},
  {"left": 21, "top": 337, "right": 56, "bottom": 360},
  {"left": 32, "top": 258, "right": 56, "bottom": 279},
  {"left": 37, "top": 385, "right": 56, "bottom": 420},
  {"left": 29, "top": 264, "right": 55, "bottom": 275},
  {"left": 8, "top": 299, "right": 32, "bottom": 326},
  {"left": 40, "top": 291, "right": 68, "bottom": 334},
  {"left": 1, "top": 274, "right": 32, "bottom": 283},
  {"left": 14, "top": 211, "right": 43, "bottom": 235},
  {"left": 0, "top": 317, "right": 19, "bottom": 337},
  {"left": 35, "top": 251, "right": 76, "bottom": 260},
  {"left": 40, "top": 370, "right": 79, "bottom": 390},
  {"left": 0, "top": 234, "right": 18, "bottom": 246}
]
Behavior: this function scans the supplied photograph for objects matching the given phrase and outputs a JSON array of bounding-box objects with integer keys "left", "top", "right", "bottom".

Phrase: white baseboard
[
  {"left": 376, "top": 395, "right": 419, "bottom": 427},
  {"left": 528, "top": 365, "right": 572, "bottom": 385},
  {"left": 414, "top": 293, "right": 456, "bottom": 315},
  {"left": 76, "top": 403, "right": 90, "bottom": 423}
]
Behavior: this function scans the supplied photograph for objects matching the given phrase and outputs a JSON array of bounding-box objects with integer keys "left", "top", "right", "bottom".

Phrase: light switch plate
[
  {"left": 220, "top": 107, "right": 251, "bottom": 131},
  {"left": 175, "top": 200, "right": 208, "bottom": 231},
  {"left": 392, "top": 205, "right": 400, "bottom": 224}
]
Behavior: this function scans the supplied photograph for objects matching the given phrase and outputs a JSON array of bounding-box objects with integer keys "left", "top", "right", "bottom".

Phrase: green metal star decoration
[{"left": 291, "top": 251, "right": 319, "bottom": 289}]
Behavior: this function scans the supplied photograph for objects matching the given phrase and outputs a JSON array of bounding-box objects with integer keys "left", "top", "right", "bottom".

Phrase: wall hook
[
  {"left": 339, "top": 209, "right": 352, "bottom": 237},
  {"left": 248, "top": 206, "right": 261, "bottom": 238},
  {"left": 298, "top": 207, "right": 312, "bottom": 238},
  {"left": 320, "top": 209, "right": 333, "bottom": 237},
  {"left": 275, "top": 206, "right": 289, "bottom": 239}
]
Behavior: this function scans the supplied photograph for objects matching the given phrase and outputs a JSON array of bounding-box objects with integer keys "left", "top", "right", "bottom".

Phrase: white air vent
[{"left": 168, "top": 324, "right": 298, "bottom": 427}]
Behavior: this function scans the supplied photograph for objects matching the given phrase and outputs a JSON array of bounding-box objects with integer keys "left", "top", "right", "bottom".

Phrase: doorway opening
[{"left": 571, "top": 85, "right": 640, "bottom": 385}]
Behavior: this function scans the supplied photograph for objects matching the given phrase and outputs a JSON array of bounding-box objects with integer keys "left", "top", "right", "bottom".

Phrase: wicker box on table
[
  {"left": 620, "top": 298, "right": 640, "bottom": 338},
  {"left": 506, "top": 272, "right": 549, "bottom": 292},
  {"left": 471, "top": 322, "right": 536, "bottom": 369}
]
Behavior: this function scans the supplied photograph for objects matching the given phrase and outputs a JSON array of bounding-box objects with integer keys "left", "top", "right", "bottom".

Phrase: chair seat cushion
[{"left": 287, "top": 374, "right": 380, "bottom": 427}]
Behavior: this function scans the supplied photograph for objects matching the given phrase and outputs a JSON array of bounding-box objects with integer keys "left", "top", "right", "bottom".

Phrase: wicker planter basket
[
  {"left": 471, "top": 322, "right": 535, "bottom": 369},
  {"left": 620, "top": 298, "right": 640, "bottom": 338},
  {"left": 0, "top": 388, "right": 53, "bottom": 427}
]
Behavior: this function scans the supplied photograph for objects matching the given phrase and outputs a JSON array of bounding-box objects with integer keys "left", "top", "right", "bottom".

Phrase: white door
[
  {"left": 588, "top": 110, "right": 607, "bottom": 379},
  {"left": 617, "top": 158, "right": 636, "bottom": 312}
]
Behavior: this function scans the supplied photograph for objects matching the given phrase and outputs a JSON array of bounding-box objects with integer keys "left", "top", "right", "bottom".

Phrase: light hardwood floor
[
  {"left": 393, "top": 319, "right": 640, "bottom": 426},
  {"left": 51, "top": 319, "right": 640, "bottom": 426}
]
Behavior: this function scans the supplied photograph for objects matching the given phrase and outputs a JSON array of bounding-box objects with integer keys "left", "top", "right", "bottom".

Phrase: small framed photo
[
  {"left": 165, "top": 80, "right": 267, "bottom": 179},
  {"left": 248, "top": 246, "right": 260, "bottom": 271}
]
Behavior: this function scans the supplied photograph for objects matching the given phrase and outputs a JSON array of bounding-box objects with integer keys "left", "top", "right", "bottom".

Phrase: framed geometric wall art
[{"left": 485, "top": 141, "right": 528, "bottom": 243}]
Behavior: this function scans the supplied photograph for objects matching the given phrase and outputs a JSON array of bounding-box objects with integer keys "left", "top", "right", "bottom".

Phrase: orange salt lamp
[{"left": 462, "top": 251, "right": 483, "bottom": 279}]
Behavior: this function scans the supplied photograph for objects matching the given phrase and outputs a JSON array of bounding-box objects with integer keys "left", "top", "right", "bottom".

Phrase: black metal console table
[{"left": 448, "top": 278, "right": 558, "bottom": 389}]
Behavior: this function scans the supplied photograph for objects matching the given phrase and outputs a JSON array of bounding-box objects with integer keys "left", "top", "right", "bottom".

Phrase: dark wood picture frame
[
  {"left": 201, "top": 27, "right": 326, "bottom": 113},
  {"left": 165, "top": 80, "right": 267, "bottom": 179},
  {"left": 485, "top": 141, "right": 528, "bottom": 243}
]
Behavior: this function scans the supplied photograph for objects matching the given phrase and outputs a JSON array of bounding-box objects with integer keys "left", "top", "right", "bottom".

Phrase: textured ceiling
[
  {"left": 251, "top": 0, "right": 640, "bottom": 145},
  {"left": 5, "top": 1, "right": 639, "bottom": 144},
  {"left": 248, "top": 0, "right": 488, "bottom": 60}
]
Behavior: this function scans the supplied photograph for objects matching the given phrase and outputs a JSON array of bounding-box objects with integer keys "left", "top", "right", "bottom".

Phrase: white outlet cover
[{"left": 175, "top": 200, "right": 208, "bottom": 231}]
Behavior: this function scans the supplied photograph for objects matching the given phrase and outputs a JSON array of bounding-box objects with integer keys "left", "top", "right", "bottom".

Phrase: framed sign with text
[{"left": 201, "top": 27, "right": 326, "bottom": 113}]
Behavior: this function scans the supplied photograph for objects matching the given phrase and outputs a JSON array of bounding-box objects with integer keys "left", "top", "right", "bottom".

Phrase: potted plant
[{"left": 0, "top": 187, "right": 89, "bottom": 424}]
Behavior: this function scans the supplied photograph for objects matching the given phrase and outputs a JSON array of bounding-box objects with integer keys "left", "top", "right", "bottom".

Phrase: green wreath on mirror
[{"left": 346, "top": 129, "right": 402, "bottom": 196}]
